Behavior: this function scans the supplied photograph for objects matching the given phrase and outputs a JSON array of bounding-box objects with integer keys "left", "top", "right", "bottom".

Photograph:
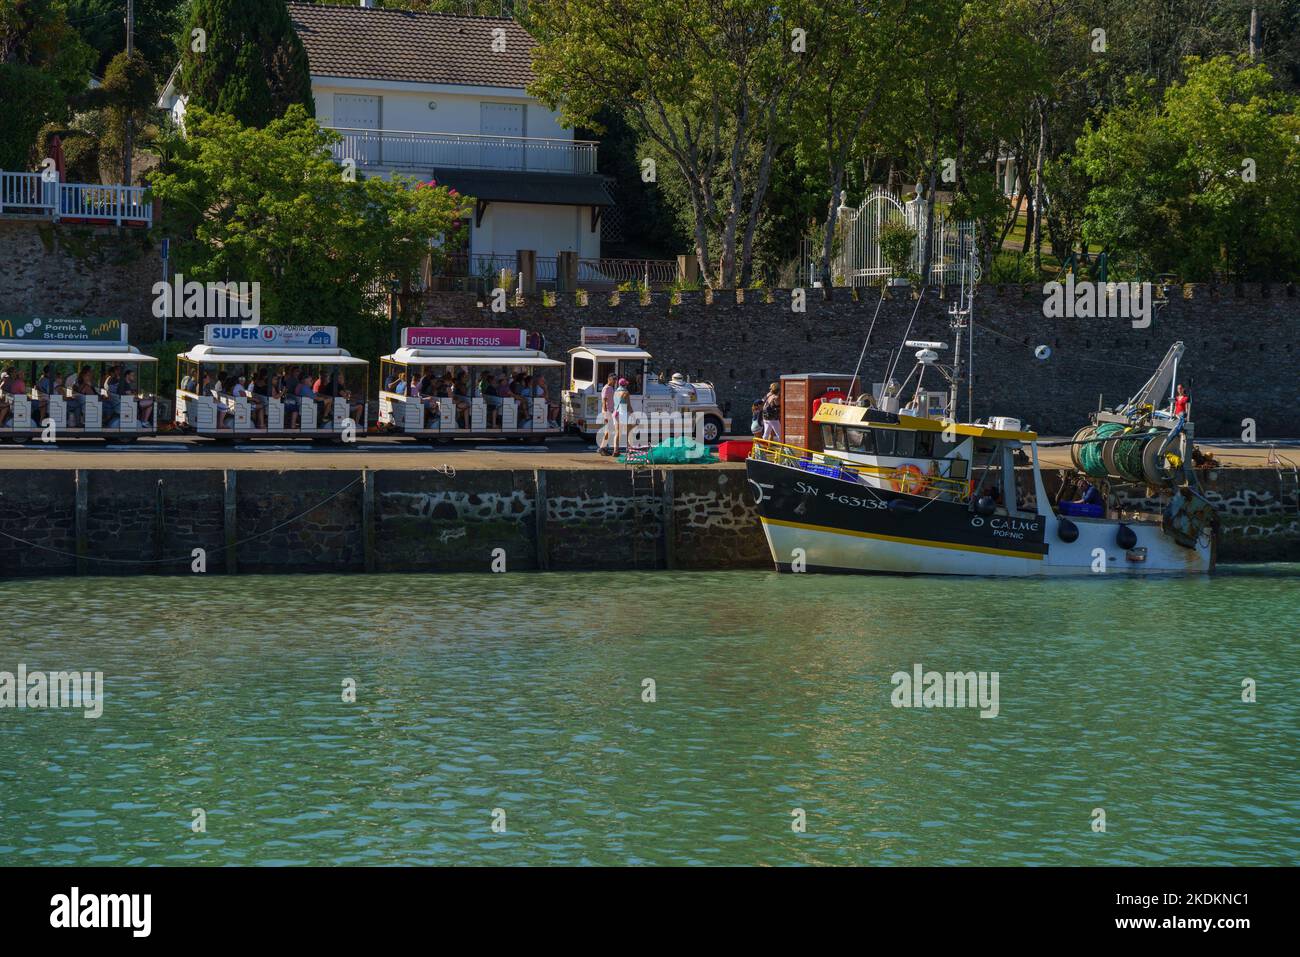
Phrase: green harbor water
[{"left": 1, "top": 569, "right": 1296, "bottom": 866}]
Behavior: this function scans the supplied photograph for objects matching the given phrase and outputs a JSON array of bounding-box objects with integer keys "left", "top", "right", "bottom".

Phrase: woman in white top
[{"left": 612, "top": 377, "right": 631, "bottom": 453}]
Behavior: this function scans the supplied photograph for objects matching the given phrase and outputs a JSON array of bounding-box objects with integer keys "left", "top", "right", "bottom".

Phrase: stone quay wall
[
  {"left": 0, "top": 463, "right": 1294, "bottom": 578},
  {"left": 0, "top": 466, "right": 768, "bottom": 578}
]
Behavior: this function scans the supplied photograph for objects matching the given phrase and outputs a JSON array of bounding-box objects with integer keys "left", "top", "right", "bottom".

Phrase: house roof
[
  {"left": 432, "top": 168, "right": 615, "bottom": 207},
  {"left": 287, "top": 3, "right": 537, "bottom": 90}
]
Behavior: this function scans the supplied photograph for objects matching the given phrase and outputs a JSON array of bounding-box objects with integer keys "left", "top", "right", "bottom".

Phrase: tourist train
[
  {"left": 378, "top": 327, "right": 563, "bottom": 441},
  {"left": 746, "top": 267, "right": 1219, "bottom": 577},
  {"left": 0, "top": 318, "right": 157, "bottom": 442}
]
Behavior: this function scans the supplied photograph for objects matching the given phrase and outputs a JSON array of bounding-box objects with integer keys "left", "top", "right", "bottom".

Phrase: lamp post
[{"left": 388, "top": 279, "right": 402, "bottom": 352}]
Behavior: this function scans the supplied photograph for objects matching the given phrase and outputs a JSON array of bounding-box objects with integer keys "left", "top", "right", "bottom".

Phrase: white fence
[
  {"left": 806, "top": 186, "right": 974, "bottom": 288},
  {"left": 0, "top": 171, "right": 152, "bottom": 226}
]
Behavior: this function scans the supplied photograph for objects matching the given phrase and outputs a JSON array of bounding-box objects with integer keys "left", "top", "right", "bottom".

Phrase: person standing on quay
[
  {"left": 761, "top": 382, "right": 782, "bottom": 442},
  {"left": 598, "top": 372, "right": 617, "bottom": 455}
]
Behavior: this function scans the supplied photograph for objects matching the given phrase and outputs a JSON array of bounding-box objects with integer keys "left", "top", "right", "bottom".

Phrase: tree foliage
[
  {"left": 177, "top": 0, "right": 313, "bottom": 128},
  {"left": 529, "top": 0, "right": 810, "bottom": 288},
  {"left": 1075, "top": 56, "right": 1300, "bottom": 280},
  {"left": 0, "top": 0, "right": 95, "bottom": 169}
]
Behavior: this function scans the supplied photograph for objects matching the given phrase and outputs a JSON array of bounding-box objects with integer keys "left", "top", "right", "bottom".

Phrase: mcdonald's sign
[{"left": 0, "top": 316, "right": 124, "bottom": 342}]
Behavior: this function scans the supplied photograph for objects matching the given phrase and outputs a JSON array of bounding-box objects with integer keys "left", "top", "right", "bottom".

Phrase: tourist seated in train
[
  {"left": 312, "top": 370, "right": 336, "bottom": 421},
  {"left": 294, "top": 375, "right": 317, "bottom": 426},
  {"left": 0, "top": 367, "right": 18, "bottom": 427},
  {"left": 251, "top": 369, "right": 272, "bottom": 424},
  {"left": 33, "top": 365, "right": 59, "bottom": 424},
  {"left": 451, "top": 371, "right": 471, "bottom": 427},
  {"left": 276, "top": 370, "right": 300, "bottom": 429},
  {"left": 70, "top": 367, "right": 97, "bottom": 427},
  {"left": 119, "top": 368, "right": 154, "bottom": 426},
  {"left": 533, "top": 374, "right": 559, "bottom": 428},
  {"left": 230, "top": 373, "right": 263, "bottom": 429},
  {"left": 478, "top": 370, "right": 500, "bottom": 427},
  {"left": 100, "top": 365, "right": 122, "bottom": 426},
  {"left": 336, "top": 373, "right": 364, "bottom": 425},
  {"left": 212, "top": 374, "right": 236, "bottom": 429}
]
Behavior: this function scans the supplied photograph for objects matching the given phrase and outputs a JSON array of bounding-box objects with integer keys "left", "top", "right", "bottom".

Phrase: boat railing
[{"left": 751, "top": 437, "right": 971, "bottom": 500}]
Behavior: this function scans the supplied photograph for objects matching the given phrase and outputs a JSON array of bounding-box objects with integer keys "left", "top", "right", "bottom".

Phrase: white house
[{"left": 158, "top": 1, "right": 611, "bottom": 272}]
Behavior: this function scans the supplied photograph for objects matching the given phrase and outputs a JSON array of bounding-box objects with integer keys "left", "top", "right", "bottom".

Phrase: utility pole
[
  {"left": 1249, "top": 7, "right": 1260, "bottom": 59},
  {"left": 124, "top": 0, "right": 135, "bottom": 186}
]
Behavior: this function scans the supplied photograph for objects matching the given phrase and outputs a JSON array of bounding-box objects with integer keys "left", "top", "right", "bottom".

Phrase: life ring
[{"left": 892, "top": 464, "right": 928, "bottom": 494}]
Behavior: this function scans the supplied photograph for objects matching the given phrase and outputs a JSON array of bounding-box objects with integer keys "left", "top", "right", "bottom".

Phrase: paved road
[{"left": 0, "top": 434, "right": 1293, "bottom": 471}]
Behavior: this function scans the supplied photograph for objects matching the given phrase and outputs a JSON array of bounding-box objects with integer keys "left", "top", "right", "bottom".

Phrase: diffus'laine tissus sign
[{"left": 0, "top": 316, "right": 124, "bottom": 342}]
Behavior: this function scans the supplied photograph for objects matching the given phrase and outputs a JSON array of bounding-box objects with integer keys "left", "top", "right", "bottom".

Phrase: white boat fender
[
  {"left": 1116, "top": 524, "right": 1138, "bottom": 550},
  {"left": 1057, "top": 518, "right": 1079, "bottom": 543}
]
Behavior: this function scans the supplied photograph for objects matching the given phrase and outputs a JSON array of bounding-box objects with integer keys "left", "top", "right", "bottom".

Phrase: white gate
[{"left": 820, "top": 187, "right": 975, "bottom": 288}]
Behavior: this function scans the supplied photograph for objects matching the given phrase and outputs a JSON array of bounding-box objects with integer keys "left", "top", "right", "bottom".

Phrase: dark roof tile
[{"left": 287, "top": 2, "right": 536, "bottom": 89}]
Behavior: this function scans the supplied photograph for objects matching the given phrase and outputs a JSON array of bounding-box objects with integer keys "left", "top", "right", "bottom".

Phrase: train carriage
[
  {"left": 378, "top": 327, "right": 564, "bottom": 442},
  {"left": 0, "top": 317, "right": 158, "bottom": 443},
  {"left": 174, "top": 325, "right": 368, "bottom": 440}
]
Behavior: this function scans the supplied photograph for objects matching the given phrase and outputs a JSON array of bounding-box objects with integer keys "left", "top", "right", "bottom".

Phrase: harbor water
[{"left": 1, "top": 569, "right": 1296, "bottom": 866}]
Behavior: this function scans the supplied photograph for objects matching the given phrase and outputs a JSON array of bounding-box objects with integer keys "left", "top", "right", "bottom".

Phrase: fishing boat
[{"left": 746, "top": 257, "right": 1218, "bottom": 577}]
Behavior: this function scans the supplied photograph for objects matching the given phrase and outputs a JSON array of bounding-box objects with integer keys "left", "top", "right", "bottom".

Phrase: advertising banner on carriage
[
  {"left": 579, "top": 326, "right": 639, "bottom": 346},
  {"left": 401, "top": 327, "right": 526, "bottom": 349},
  {"left": 203, "top": 325, "right": 338, "bottom": 348},
  {"left": 0, "top": 316, "right": 125, "bottom": 343}
]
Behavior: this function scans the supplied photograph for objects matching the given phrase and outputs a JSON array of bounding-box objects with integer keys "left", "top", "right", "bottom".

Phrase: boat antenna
[
  {"left": 883, "top": 285, "right": 928, "bottom": 386},
  {"left": 947, "top": 239, "right": 977, "bottom": 421},
  {"left": 849, "top": 285, "right": 887, "bottom": 399}
]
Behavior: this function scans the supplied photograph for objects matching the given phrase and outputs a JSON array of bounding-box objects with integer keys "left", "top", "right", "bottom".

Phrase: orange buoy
[{"left": 892, "top": 464, "right": 927, "bottom": 494}]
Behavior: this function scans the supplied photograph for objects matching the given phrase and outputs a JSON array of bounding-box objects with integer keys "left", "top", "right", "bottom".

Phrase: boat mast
[{"left": 947, "top": 241, "right": 977, "bottom": 421}]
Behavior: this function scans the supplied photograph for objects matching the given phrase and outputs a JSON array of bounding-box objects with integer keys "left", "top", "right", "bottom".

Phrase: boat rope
[
  {"left": 883, "top": 286, "right": 928, "bottom": 386},
  {"left": 967, "top": 319, "right": 1153, "bottom": 372},
  {"left": 0, "top": 474, "right": 365, "bottom": 566},
  {"left": 849, "top": 288, "right": 887, "bottom": 398},
  {"left": 1079, "top": 422, "right": 1125, "bottom": 478}
]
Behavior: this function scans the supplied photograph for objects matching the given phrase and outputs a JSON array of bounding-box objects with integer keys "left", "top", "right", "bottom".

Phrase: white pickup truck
[{"left": 561, "top": 326, "right": 730, "bottom": 443}]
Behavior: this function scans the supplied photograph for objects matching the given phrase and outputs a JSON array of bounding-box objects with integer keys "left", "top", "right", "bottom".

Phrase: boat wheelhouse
[
  {"left": 174, "top": 325, "right": 369, "bottom": 439},
  {"left": 561, "top": 326, "right": 730, "bottom": 443},
  {"left": 0, "top": 317, "right": 158, "bottom": 442},
  {"left": 378, "top": 327, "right": 564, "bottom": 441}
]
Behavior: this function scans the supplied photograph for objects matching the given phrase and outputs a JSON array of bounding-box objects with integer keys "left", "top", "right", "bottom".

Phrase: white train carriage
[
  {"left": 378, "top": 327, "right": 564, "bottom": 442},
  {"left": 0, "top": 318, "right": 158, "bottom": 443},
  {"left": 174, "top": 325, "right": 369, "bottom": 440}
]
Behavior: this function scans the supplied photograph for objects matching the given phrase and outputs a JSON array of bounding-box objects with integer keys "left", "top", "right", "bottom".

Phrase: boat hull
[{"left": 747, "top": 457, "right": 1212, "bottom": 577}]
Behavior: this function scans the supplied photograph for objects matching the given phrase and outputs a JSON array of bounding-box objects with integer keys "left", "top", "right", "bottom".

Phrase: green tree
[
  {"left": 529, "top": 0, "right": 808, "bottom": 288},
  {"left": 98, "top": 48, "right": 157, "bottom": 183},
  {"left": 64, "top": 0, "right": 190, "bottom": 79},
  {"left": 149, "top": 106, "right": 470, "bottom": 361},
  {"left": 1075, "top": 56, "right": 1300, "bottom": 280},
  {"left": 177, "top": 0, "right": 313, "bottom": 128},
  {"left": 0, "top": 0, "right": 95, "bottom": 169}
]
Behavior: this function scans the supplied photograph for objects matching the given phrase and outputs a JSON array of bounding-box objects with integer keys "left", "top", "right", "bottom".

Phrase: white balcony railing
[
  {"left": 0, "top": 171, "right": 152, "bottom": 226},
  {"left": 328, "top": 128, "right": 598, "bottom": 175}
]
